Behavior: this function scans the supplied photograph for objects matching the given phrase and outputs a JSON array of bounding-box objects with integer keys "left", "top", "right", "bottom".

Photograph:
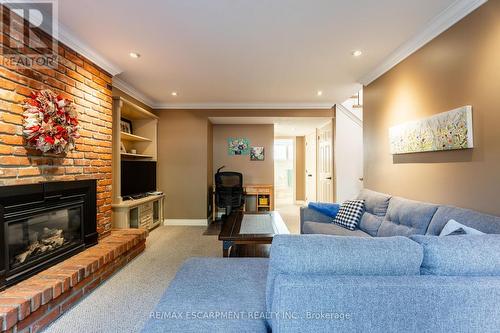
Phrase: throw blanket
[{"left": 308, "top": 202, "right": 340, "bottom": 218}]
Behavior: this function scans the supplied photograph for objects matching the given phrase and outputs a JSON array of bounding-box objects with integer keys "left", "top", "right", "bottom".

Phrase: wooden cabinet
[
  {"left": 211, "top": 184, "right": 274, "bottom": 221},
  {"left": 243, "top": 184, "right": 274, "bottom": 212},
  {"left": 112, "top": 194, "right": 164, "bottom": 231}
]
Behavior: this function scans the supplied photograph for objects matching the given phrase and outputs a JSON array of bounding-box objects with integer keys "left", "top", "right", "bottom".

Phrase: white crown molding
[
  {"left": 57, "top": 24, "right": 123, "bottom": 76},
  {"left": 359, "top": 0, "right": 487, "bottom": 86},
  {"left": 153, "top": 103, "right": 334, "bottom": 110},
  {"left": 112, "top": 77, "right": 156, "bottom": 107}
]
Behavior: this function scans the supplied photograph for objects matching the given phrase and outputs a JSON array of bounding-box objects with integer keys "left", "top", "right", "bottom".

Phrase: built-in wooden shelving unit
[
  {"left": 112, "top": 95, "right": 160, "bottom": 202},
  {"left": 111, "top": 96, "right": 163, "bottom": 231}
]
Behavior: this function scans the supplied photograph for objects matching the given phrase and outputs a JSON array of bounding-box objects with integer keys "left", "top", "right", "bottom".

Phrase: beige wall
[
  {"left": 156, "top": 110, "right": 210, "bottom": 219},
  {"left": 295, "top": 136, "right": 306, "bottom": 201},
  {"left": 213, "top": 124, "right": 274, "bottom": 185},
  {"left": 156, "top": 109, "right": 333, "bottom": 219},
  {"left": 364, "top": 1, "right": 500, "bottom": 215}
]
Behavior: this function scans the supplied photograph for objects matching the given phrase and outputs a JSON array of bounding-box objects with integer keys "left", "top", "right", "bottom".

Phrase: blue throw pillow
[{"left": 307, "top": 202, "right": 340, "bottom": 218}]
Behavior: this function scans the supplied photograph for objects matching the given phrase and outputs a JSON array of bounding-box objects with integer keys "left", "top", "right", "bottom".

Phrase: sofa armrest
[
  {"left": 300, "top": 207, "right": 332, "bottom": 233},
  {"left": 271, "top": 274, "right": 500, "bottom": 333}
]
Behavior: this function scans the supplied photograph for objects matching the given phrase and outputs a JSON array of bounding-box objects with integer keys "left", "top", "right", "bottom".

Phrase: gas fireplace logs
[{"left": 14, "top": 228, "right": 66, "bottom": 265}]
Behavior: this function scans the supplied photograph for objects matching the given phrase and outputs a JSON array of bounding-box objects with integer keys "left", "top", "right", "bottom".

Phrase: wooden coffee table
[{"left": 218, "top": 211, "right": 289, "bottom": 257}]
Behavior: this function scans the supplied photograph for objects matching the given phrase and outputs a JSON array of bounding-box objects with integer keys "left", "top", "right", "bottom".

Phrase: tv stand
[{"left": 112, "top": 193, "right": 165, "bottom": 230}]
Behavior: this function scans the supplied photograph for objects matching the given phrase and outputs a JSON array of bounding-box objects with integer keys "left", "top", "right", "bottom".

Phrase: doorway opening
[{"left": 274, "top": 138, "right": 295, "bottom": 207}]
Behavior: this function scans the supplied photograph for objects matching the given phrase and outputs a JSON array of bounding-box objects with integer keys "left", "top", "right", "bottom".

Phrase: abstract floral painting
[
  {"left": 250, "top": 146, "right": 265, "bottom": 161},
  {"left": 389, "top": 106, "right": 473, "bottom": 154},
  {"left": 227, "top": 137, "right": 250, "bottom": 155}
]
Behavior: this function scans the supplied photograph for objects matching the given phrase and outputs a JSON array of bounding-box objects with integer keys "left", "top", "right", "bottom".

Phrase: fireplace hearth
[{"left": 0, "top": 180, "right": 98, "bottom": 290}]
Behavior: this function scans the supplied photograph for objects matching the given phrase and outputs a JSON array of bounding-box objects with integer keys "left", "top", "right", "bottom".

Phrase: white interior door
[
  {"left": 317, "top": 121, "right": 334, "bottom": 203},
  {"left": 305, "top": 131, "right": 317, "bottom": 203}
]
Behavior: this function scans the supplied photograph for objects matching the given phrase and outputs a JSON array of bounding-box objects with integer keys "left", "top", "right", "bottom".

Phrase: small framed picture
[
  {"left": 250, "top": 147, "right": 265, "bottom": 161},
  {"left": 120, "top": 118, "right": 133, "bottom": 134},
  {"left": 120, "top": 141, "right": 127, "bottom": 153}
]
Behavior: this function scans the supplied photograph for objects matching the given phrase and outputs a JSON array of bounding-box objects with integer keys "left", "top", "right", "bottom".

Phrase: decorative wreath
[{"left": 22, "top": 89, "right": 80, "bottom": 154}]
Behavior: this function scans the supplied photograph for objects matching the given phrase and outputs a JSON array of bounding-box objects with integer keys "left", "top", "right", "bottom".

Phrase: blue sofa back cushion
[
  {"left": 307, "top": 202, "right": 340, "bottom": 218},
  {"left": 410, "top": 234, "right": 500, "bottom": 276},
  {"left": 426, "top": 205, "right": 500, "bottom": 235},
  {"left": 377, "top": 197, "right": 438, "bottom": 237},
  {"left": 357, "top": 189, "right": 391, "bottom": 236},
  {"left": 265, "top": 234, "right": 423, "bottom": 313}
]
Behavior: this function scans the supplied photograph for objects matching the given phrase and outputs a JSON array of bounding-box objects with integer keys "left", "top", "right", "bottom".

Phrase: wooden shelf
[
  {"left": 120, "top": 152, "right": 154, "bottom": 159},
  {"left": 117, "top": 97, "right": 158, "bottom": 120},
  {"left": 120, "top": 132, "right": 151, "bottom": 142},
  {"left": 112, "top": 193, "right": 164, "bottom": 209}
]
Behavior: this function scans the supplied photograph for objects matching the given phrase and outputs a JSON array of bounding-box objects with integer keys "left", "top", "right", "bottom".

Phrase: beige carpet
[
  {"left": 44, "top": 205, "right": 301, "bottom": 332},
  {"left": 276, "top": 202, "right": 302, "bottom": 234},
  {"left": 45, "top": 226, "right": 221, "bottom": 333}
]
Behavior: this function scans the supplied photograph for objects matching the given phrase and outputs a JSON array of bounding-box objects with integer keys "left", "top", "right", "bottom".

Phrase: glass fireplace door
[{"left": 7, "top": 205, "right": 83, "bottom": 270}]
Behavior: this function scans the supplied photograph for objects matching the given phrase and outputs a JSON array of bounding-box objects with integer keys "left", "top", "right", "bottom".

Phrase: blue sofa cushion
[
  {"left": 302, "top": 221, "right": 371, "bottom": 237},
  {"left": 307, "top": 202, "right": 340, "bottom": 218},
  {"left": 142, "top": 258, "right": 269, "bottom": 333},
  {"left": 357, "top": 189, "right": 391, "bottom": 236},
  {"left": 426, "top": 205, "right": 500, "bottom": 235},
  {"left": 410, "top": 235, "right": 500, "bottom": 276},
  {"left": 300, "top": 206, "right": 333, "bottom": 233},
  {"left": 377, "top": 197, "right": 438, "bottom": 237},
  {"left": 271, "top": 275, "right": 500, "bottom": 333},
  {"left": 266, "top": 234, "right": 423, "bottom": 313}
]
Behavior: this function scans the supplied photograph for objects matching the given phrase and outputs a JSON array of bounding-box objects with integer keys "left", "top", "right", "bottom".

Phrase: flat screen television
[{"left": 121, "top": 161, "right": 157, "bottom": 197}]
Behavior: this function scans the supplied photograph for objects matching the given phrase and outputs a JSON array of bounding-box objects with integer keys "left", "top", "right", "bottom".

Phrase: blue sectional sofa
[
  {"left": 143, "top": 189, "right": 500, "bottom": 332},
  {"left": 301, "top": 189, "right": 500, "bottom": 236}
]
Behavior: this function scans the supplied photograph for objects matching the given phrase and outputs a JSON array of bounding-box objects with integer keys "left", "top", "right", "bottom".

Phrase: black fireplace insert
[{"left": 0, "top": 180, "right": 98, "bottom": 290}]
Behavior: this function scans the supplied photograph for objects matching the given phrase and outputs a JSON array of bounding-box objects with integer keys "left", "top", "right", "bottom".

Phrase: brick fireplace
[
  {"left": 0, "top": 6, "right": 149, "bottom": 332},
  {"left": 0, "top": 5, "right": 113, "bottom": 237}
]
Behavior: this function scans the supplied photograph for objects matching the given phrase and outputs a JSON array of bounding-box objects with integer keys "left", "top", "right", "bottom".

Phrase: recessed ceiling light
[
  {"left": 352, "top": 50, "right": 363, "bottom": 57},
  {"left": 171, "top": 92, "right": 178, "bottom": 96},
  {"left": 317, "top": 90, "right": 323, "bottom": 96},
  {"left": 129, "top": 52, "right": 141, "bottom": 59}
]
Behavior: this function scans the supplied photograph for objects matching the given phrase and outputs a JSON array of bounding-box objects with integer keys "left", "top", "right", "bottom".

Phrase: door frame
[{"left": 305, "top": 130, "right": 317, "bottom": 203}]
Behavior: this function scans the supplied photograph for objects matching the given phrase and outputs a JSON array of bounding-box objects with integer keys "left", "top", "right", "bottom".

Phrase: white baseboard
[{"left": 163, "top": 219, "right": 209, "bottom": 226}]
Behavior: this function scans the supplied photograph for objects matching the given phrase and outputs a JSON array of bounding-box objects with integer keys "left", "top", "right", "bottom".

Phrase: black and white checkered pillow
[{"left": 333, "top": 199, "right": 365, "bottom": 230}]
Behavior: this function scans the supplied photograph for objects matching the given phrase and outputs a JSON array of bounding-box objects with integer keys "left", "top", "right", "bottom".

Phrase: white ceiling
[
  {"left": 52, "top": 0, "right": 480, "bottom": 108},
  {"left": 209, "top": 117, "right": 332, "bottom": 136}
]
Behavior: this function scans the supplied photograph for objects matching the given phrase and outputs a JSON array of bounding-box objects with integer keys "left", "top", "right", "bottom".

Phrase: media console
[{"left": 111, "top": 193, "right": 165, "bottom": 230}]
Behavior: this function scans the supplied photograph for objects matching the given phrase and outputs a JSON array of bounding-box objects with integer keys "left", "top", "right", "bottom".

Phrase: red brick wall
[{"left": 0, "top": 6, "right": 113, "bottom": 236}]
